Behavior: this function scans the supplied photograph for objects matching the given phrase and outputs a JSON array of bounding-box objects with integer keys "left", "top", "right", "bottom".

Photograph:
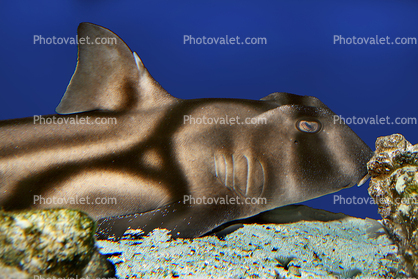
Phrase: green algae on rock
[
  {"left": 0, "top": 208, "right": 115, "bottom": 278},
  {"left": 367, "top": 133, "right": 418, "bottom": 277}
]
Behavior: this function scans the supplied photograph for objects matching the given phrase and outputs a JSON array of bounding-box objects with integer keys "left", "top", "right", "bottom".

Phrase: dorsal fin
[{"left": 56, "top": 23, "right": 176, "bottom": 114}]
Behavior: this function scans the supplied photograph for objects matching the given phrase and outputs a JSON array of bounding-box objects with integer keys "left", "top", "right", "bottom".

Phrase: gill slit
[
  {"left": 244, "top": 154, "right": 250, "bottom": 196},
  {"left": 232, "top": 154, "right": 235, "bottom": 189},
  {"left": 222, "top": 154, "right": 227, "bottom": 186},
  {"left": 214, "top": 154, "right": 218, "bottom": 178},
  {"left": 257, "top": 158, "right": 266, "bottom": 196}
]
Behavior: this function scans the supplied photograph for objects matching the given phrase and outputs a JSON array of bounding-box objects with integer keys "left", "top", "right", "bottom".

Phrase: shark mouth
[{"left": 357, "top": 173, "right": 371, "bottom": 187}]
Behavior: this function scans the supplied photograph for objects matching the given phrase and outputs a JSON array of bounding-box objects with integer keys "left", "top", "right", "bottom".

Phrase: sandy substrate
[{"left": 97, "top": 212, "right": 402, "bottom": 278}]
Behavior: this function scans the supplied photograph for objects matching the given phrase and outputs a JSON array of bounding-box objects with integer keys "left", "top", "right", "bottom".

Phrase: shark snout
[
  {"left": 352, "top": 148, "right": 374, "bottom": 188},
  {"left": 336, "top": 140, "right": 373, "bottom": 190},
  {"left": 341, "top": 171, "right": 370, "bottom": 189}
]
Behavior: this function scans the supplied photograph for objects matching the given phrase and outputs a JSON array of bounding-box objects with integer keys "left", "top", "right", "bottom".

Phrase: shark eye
[{"left": 296, "top": 120, "right": 321, "bottom": 133}]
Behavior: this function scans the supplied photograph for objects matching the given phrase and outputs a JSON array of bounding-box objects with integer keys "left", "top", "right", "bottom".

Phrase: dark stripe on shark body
[
  {"left": 0, "top": 81, "right": 138, "bottom": 159},
  {"left": 1, "top": 99, "right": 274, "bottom": 210},
  {"left": 292, "top": 109, "right": 345, "bottom": 195},
  {"left": 2, "top": 101, "right": 187, "bottom": 211},
  {"left": 0, "top": 99, "right": 276, "bottom": 159}
]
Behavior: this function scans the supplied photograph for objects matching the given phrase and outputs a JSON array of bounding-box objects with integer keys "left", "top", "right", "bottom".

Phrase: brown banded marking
[{"left": 214, "top": 153, "right": 265, "bottom": 198}]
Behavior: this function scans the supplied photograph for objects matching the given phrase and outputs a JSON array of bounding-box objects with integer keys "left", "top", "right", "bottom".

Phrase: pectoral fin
[{"left": 96, "top": 201, "right": 240, "bottom": 239}]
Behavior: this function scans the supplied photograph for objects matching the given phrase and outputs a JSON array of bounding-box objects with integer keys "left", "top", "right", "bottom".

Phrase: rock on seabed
[
  {"left": 368, "top": 133, "right": 418, "bottom": 277},
  {"left": 0, "top": 208, "right": 115, "bottom": 278}
]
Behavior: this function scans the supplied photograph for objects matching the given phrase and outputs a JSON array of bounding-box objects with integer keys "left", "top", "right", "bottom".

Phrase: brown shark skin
[{"left": 0, "top": 23, "right": 373, "bottom": 239}]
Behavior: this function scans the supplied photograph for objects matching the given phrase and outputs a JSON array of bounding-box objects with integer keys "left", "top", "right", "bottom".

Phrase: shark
[{"left": 0, "top": 23, "right": 373, "bottom": 239}]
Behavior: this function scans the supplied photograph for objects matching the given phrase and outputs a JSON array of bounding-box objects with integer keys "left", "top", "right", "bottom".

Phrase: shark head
[{"left": 256, "top": 93, "right": 373, "bottom": 205}]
